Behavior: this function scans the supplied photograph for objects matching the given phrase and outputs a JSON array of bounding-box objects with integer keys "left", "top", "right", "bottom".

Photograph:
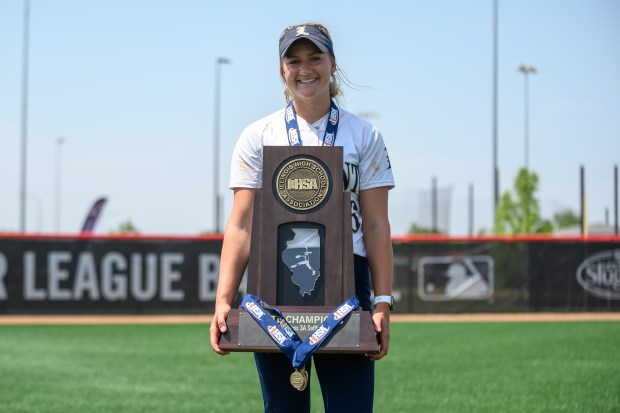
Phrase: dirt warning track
[{"left": 0, "top": 312, "right": 619, "bottom": 325}]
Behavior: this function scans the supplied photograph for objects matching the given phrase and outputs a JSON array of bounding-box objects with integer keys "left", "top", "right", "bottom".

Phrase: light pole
[
  {"left": 19, "top": 0, "right": 31, "bottom": 232},
  {"left": 27, "top": 193, "right": 43, "bottom": 233},
  {"left": 518, "top": 63, "right": 536, "bottom": 170},
  {"left": 213, "top": 57, "right": 230, "bottom": 233},
  {"left": 492, "top": 0, "right": 499, "bottom": 215},
  {"left": 54, "top": 137, "right": 65, "bottom": 233}
]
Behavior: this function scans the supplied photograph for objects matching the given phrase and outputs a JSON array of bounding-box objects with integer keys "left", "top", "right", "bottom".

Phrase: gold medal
[{"left": 290, "top": 367, "right": 308, "bottom": 391}]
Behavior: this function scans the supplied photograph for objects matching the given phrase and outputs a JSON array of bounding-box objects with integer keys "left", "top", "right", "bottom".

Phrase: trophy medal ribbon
[
  {"left": 285, "top": 99, "right": 339, "bottom": 147},
  {"left": 241, "top": 294, "right": 359, "bottom": 391}
]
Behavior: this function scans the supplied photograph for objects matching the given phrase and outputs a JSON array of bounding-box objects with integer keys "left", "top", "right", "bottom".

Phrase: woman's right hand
[
  {"left": 210, "top": 303, "right": 232, "bottom": 355},
  {"left": 209, "top": 189, "right": 255, "bottom": 356}
]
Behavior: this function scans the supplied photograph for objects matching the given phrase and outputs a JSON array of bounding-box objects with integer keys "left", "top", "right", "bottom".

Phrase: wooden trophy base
[{"left": 219, "top": 306, "right": 379, "bottom": 354}]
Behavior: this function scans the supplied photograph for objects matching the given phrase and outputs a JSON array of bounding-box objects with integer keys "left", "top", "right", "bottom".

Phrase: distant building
[{"left": 554, "top": 223, "right": 618, "bottom": 236}]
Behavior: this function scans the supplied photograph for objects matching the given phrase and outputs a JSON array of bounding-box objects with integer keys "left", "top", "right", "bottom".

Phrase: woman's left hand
[{"left": 368, "top": 303, "right": 390, "bottom": 360}]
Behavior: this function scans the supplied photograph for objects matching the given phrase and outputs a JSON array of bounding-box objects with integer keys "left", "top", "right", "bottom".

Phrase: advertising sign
[
  {"left": 0, "top": 237, "right": 240, "bottom": 313},
  {"left": 418, "top": 255, "right": 494, "bottom": 301}
]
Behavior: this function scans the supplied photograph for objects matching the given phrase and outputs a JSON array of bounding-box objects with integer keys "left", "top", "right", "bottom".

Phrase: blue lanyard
[
  {"left": 285, "top": 99, "right": 339, "bottom": 147},
  {"left": 241, "top": 293, "right": 359, "bottom": 368}
]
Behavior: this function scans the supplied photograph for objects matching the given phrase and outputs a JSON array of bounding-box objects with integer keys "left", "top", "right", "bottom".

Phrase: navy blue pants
[{"left": 254, "top": 255, "right": 375, "bottom": 413}]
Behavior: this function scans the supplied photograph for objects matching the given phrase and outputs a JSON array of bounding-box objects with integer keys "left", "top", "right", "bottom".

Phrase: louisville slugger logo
[{"left": 576, "top": 249, "right": 620, "bottom": 300}]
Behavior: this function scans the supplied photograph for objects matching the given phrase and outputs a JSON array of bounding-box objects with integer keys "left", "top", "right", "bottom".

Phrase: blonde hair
[{"left": 279, "top": 22, "right": 343, "bottom": 102}]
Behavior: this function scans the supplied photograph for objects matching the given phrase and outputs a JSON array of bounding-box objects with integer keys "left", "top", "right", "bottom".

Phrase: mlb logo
[{"left": 417, "top": 255, "right": 494, "bottom": 301}]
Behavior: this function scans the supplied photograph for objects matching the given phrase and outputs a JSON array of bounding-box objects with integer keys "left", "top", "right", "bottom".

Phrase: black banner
[
  {"left": 528, "top": 241, "right": 620, "bottom": 311},
  {"left": 0, "top": 236, "right": 618, "bottom": 314},
  {"left": 0, "top": 237, "right": 232, "bottom": 314},
  {"left": 393, "top": 238, "right": 620, "bottom": 313}
]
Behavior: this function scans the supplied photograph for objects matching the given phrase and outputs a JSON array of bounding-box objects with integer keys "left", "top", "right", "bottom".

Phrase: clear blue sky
[{"left": 1, "top": 0, "right": 619, "bottom": 235}]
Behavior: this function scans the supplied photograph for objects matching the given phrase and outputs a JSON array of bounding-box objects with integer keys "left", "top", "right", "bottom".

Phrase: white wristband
[{"left": 373, "top": 295, "right": 394, "bottom": 310}]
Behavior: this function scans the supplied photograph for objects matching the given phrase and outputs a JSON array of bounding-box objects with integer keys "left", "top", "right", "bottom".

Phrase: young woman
[{"left": 210, "top": 22, "right": 395, "bottom": 413}]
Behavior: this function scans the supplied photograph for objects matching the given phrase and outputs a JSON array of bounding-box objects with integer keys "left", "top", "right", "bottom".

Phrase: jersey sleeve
[
  {"left": 359, "top": 127, "right": 395, "bottom": 191},
  {"left": 229, "top": 123, "right": 264, "bottom": 189}
]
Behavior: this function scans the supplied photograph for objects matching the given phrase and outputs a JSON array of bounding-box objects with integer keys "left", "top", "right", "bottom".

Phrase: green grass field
[{"left": 0, "top": 321, "right": 618, "bottom": 413}]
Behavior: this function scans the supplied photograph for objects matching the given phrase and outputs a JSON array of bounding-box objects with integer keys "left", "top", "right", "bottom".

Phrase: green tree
[
  {"left": 408, "top": 222, "right": 442, "bottom": 234},
  {"left": 553, "top": 209, "right": 580, "bottom": 229},
  {"left": 493, "top": 168, "right": 553, "bottom": 235},
  {"left": 111, "top": 219, "right": 140, "bottom": 234}
]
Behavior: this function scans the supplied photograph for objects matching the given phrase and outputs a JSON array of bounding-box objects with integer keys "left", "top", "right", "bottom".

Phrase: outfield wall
[
  {"left": 0, "top": 234, "right": 618, "bottom": 314},
  {"left": 392, "top": 235, "right": 620, "bottom": 313}
]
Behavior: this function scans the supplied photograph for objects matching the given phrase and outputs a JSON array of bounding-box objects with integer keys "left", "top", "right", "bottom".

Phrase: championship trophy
[{"left": 219, "top": 146, "right": 379, "bottom": 390}]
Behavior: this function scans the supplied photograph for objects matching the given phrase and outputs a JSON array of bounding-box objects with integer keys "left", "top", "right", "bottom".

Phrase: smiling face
[{"left": 281, "top": 39, "right": 336, "bottom": 106}]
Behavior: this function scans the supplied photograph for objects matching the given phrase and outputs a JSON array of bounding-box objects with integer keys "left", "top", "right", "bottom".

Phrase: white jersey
[{"left": 229, "top": 107, "right": 395, "bottom": 257}]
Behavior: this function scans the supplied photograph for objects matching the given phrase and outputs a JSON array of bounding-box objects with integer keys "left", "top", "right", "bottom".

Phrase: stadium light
[
  {"left": 55, "top": 136, "right": 65, "bottom": 233},
  {"left": 213, "top": 57, "right": 230, "bottom": 233},
  {"left": 492, "top": 0, "right": 499, "bottom": 217},
  {"left": 517, "top": 63, "right": 537, "bottom": 170},
  {"left": 19, "top": 0, "right": 31, "bottom": 232}
]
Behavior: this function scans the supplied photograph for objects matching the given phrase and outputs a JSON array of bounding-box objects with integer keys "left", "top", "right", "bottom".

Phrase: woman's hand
[
  {"left": 360, "top": 187, "right": 393, "bottom": 361},
  {"left": 368, "top": 303, "right": 390, "bottom": 360},
  {"left": 209, "top": 189, "right": 255, "bottom": 356},
  {"left": 210, "top": 303, "right": 232, "bottom": 355}
]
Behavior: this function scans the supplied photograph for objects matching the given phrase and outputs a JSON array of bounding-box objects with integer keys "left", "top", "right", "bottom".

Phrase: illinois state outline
[{"left": 282, "top": 228, "right": 321, "bottom": 296}]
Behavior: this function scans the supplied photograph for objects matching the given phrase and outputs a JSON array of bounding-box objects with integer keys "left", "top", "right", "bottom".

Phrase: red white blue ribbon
[
  {"left": 285, "top": 99, "right": 339, "bottom": 147},
  {"left": 241, "top": 293, "right": 359, "bottom": 369}
]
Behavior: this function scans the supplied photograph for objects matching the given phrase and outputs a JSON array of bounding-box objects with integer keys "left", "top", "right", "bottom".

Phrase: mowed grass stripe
[
  {"left": 380, "top": 322, "right": 620, "bottom": 413},
  {"left": 0, "top": 322, "right": 618, "bottom": 413},
  {"left": 0, "top": 324, "right": 262, "bottom": 413}
]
